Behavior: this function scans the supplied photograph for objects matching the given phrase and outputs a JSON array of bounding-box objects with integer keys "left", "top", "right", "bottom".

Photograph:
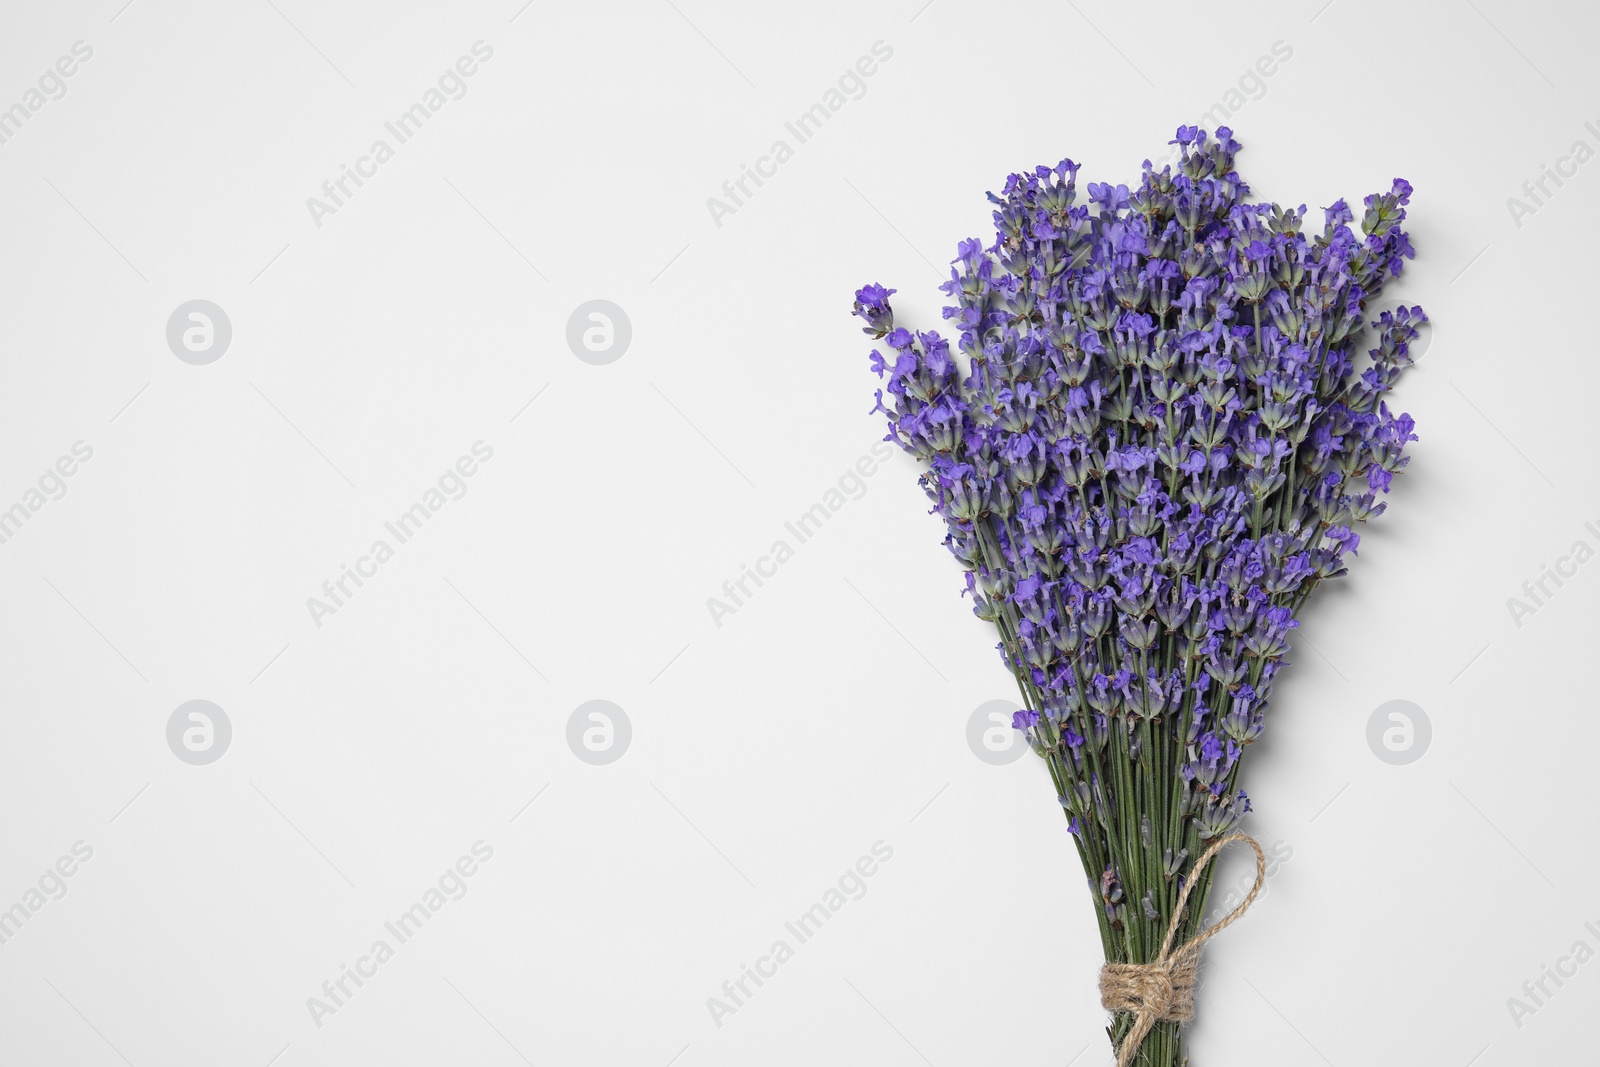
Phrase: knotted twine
[{"left": 1097, "top": 832, "right": 1266, "bottom": 1067}]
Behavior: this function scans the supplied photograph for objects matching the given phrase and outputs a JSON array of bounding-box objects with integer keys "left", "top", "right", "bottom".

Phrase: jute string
[{"left": 1097, "top": 832, "right": 1265, "bottom": 1067}]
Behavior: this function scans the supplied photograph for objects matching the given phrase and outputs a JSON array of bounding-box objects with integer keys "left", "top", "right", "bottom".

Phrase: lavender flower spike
[{"left": 854, "top": 126, "right": 1423, "bottom": 1067}]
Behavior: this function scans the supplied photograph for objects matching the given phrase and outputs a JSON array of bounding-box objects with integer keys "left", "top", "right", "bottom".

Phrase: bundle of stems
[{"left": 854, "top": 126, "right": 1423, "bottom": 1065}]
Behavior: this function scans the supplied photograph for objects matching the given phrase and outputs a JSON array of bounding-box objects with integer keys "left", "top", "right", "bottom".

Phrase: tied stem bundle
[
  {"left": 854, "top": 125, "right": 1422, "bottom": 1063},
  {"left": 1098, "top": 833, "right": 1265, "bottom": 1067}
]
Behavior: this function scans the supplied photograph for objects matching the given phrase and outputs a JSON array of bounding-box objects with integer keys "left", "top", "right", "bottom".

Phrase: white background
[{"left": 0, "top": 0, "right": 1593, "bottom": 1064}]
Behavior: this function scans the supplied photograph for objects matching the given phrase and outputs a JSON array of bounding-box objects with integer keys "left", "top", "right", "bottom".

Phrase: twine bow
[{"left": 1097, "top": 832, "right": 1266, "bottom": 1067}]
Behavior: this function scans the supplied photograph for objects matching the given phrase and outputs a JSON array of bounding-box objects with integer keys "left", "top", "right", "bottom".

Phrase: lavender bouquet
[{"left": 853, "top": 126, "right": 1423, "bottom": 1066}]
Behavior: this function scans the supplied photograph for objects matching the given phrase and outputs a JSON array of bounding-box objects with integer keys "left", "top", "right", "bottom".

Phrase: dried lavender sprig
[{"left": 855, "top": 125, "right": 1422, "bottom": 1064}]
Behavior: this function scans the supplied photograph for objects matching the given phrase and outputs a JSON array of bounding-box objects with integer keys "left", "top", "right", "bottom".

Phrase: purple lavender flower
[{"left": 854, "top": 125, "right": 1422, "bottom": 1066}]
